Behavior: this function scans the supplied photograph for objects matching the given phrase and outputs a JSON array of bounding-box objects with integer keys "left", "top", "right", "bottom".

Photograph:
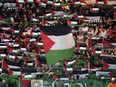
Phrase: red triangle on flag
[
  {"left": 40, "top": 30, "right": 55, "bottom": 53},
  {"left": 35, "top": 58, "right": 42, "bottom": 67},
  {"left": 2, "top": 59, "right": 9, "bottom": 70},
  {"left": 20, "top": 73, "right": 24, "bottom": 79},
  {"left": 102, "top": 60, "right": 109, "bottom": 70},
  {"left": 7, "top": 47, "right": 12, "bottom": 54},
  {"left": 53, "top": 75, "right": 58, "bottom": 80},
  {"left": 104, "top": 0, "right": 107, "bottom": 5},
  {"left": 89, "top": 62, "right": 95, "bottom": 69},
  {"left": 0, "top": 15, "right": 4, "bottom": 21},
  {"left": 102, "top": 39, "right": 113, "bottom": 47},
  {"left": 67, "top": 20, "right": 71, "bottom": 25},
  {"left": 20, "top": 80, "right": 30, "bottom": 87},
  {"left": 109, "top": 72, "right": 114, "bottom": 79},
  {"left": 7, "top": 68, "right": 13, "bottom": 76}
]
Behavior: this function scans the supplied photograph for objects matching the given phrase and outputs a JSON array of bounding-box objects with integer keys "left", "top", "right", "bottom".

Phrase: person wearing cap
[{"left": 107, "top": 78, "right": 116, "bottom": 87}]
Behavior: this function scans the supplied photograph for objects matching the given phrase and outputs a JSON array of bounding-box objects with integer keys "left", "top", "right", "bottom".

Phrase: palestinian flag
[
  {"left": 102, "top": 39, "right": 113, "bottom": 47},
  {"left": 40, "top": 26, "right": 75, "bottom": 64},
  {"left": 65, "top": 60, "right": 75, "bottom": 66},
  {"left": 76, "top": 43, "right": 87, "bottom": 51},
  {"left": 72, "top": 70, "right": 89, "bottom": 79},
  {"left": 90, "top": 8, "right": 99, "bottom": 12},
  {"left": 19, "top": 80, "right": 31, "bottom": 87},
  {"left": 2, "top": 59, "right": 21, "bottom": 76},
  {"left": 59, "top": 75, "right": 69, "bottom": 80},
  {"left": 88, "top": 62, "right": 100, "bottom": 72},
  {"left": 102, "top": 58, "right": 116, "bottom": 70},
  {"left": 96, "top": 70, "right": 110, "bottom": 76},
  {"left": 1, "top": 27, "right": 11, "bottom": 30},
  {"left": 0, "top": 43, "right": 7, "bottom": 49},
  {"left": 67, "top": 20, "right": 78, "bottom": 27}
]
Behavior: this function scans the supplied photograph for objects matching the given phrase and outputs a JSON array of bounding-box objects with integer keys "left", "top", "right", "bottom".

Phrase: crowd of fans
[{"left": 0, "top": 0, "right": 116, "bottom": 87}]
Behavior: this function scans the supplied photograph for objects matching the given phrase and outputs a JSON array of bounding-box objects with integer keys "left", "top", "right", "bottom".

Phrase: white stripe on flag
[
  {"left": 78, "top": 15, "right": 84, "bottom": 18},
  {"left": 0, "top": 46, "right": 7, "bottom": 48},
  {"left": 30, "top": 39, "right": 36, "bottom": 42},
  {"left": 13, "top": 44, "right": 19, "bottom": 47},
  {"left": 27, "top": 0, "right": 33, "bottom": 2},
  {"left": 37, "top": 43, "right": 43, "bottom": 46},
  {"left": 71, "top": 21, "right": 77, "bottom": 25},
  {"left": 66, "top": 68, "right": 73, "bottom": 71},
  {"left": 12, "top": 50, "right": 18, "bottom": 53},
  {"left": 54, "top": 11, "right": 64, "bottom": 16},
  {"left": 92, "top": 8, "right": 99, "bottom": 11},
  {"left": 49, "top": 33, "right": 75, "bottom": 50},
  {"left": 108, "top": 64, "right": 116, "bottom": 69},
  {"left": 8, "top": 65, "right": 21, "bottom": 69},
  {"left": 54, "top": 3, "right": 61, "bottom": 6},
  {"left": 67, "top": 60, "right": 75, "bottom": 65},
  {"left": 0, "top": 68, "right": 2, "bottom": 72},
  {"left": 24, "top": 74, "right": 32, "bottom": 78},
  {"left": 2, "top": 27, "right": 10, "bottom": 30},
  {"left": 17, "top": 0, "right": 24, "bottom": 3},
  {"left": 75, "top": 2, "right": 81, "bottom": 4},
  {"left": 0, "top": 54, "right": 6, "bottom": 57},
  {"left": 14, "top": 30, "right": 19, "bottom": 33},
  {"left": 32, "top": 18, "right": 38, "bottom": 21},
  {"left": 27, "top": 63, "right": 33, "bottom": 66},
  {"left": 46, "top": 13, "right": 52, "bottom": 17},
  {"left": 32, "top": 32, "right": 39, "bottom": 36},
  {"left": 80, "top": 47, "right": 86, "bottom": 50},
  {"left": 13, "top": 71, "right": 21, "bottom": 76},
  {"left": 9, "top": 55, "right": 15, "bottom": 59},
  {"left": 60, "top": 77, "right": 69, "bottom": 80},
  {"left": 40, "top": 2, "right": 46, "bottom": 6},
  {"left": 3, "top": 39, "right": 9, "bottom": 42},
  {"left": 95, "top": 51, "right": 102, "bottom": 54},
  {"left": 96, "top": 71, "right": 110, "bottom": 76},
  {"left": 20, "top": 48, "right": 27, "bottom": 51},
  {"left": 47, "top": 1, "right": 53, "bottom": 4},
  {"left": 98, "top": 1, "right": 104, "bottom": 4}
]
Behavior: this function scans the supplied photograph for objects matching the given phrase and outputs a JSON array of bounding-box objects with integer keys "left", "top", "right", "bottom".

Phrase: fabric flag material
[
  {"left": 102, "top": 60, "right": 109, "bottom": 70},
  {"left": 2, "top": 59, "right": 21, "bottom": 76},
  {"left": 65, "top": 60, "right": 75, "bottom": 66},
  {"left": 88, "top": 62, "right": 100, "bottom": 72},
  {"left": 40, "top": 26, "right": 75, "bottom": 64},
  {"left": 16, "top": 0, "right": 25, "bottom": 3},
  {"left": 35, "top": 58, "right": 42, "bottom": 67},
  {"left": 96, "top": 70, "right": 110, "bottom": 76},
  {"left": 20, "top": 80, "right": 31, "bottom": 87},
  {"left": 102, "top": 39, "right": 113, "bottom": 47},
  {"left": 67, "top": 20, "right": 78, "bottom": 27},
  {"left": 64, "top": 68, "right": 73, "bottom": 72},
  {"left": 25, "top": 0, "right": 34, "bottom": 3},
  {"left": 102, "top": 58, "right": 116, "bottom": 70},
  {"left": 72, "top": 70, "right": 89, "bottom": 79},
  {"left": 59, "top": 75, "right": 69, "bottom": 80}
]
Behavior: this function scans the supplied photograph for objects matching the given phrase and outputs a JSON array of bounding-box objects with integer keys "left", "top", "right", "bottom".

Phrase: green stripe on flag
[{"left": 46, "top": 47, "right": 75, "bottom": 65}]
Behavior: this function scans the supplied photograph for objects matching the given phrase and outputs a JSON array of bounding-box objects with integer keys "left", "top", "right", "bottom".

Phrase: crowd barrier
[{"left": 4, "top": 78, "right": 109, "bottom": 87}]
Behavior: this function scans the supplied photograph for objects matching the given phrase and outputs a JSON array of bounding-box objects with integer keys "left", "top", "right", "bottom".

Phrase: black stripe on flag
[{"left": 40, "top": 26, "right": 71, "bottom": 36}]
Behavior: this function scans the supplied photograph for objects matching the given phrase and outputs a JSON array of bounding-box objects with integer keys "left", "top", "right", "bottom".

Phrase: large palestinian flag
[
  {"left": 102, "top": 57, "right": 116, "bottom": 73},
  {"left": 40, "top": 26, "right": 75, "bottom": 64}
]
